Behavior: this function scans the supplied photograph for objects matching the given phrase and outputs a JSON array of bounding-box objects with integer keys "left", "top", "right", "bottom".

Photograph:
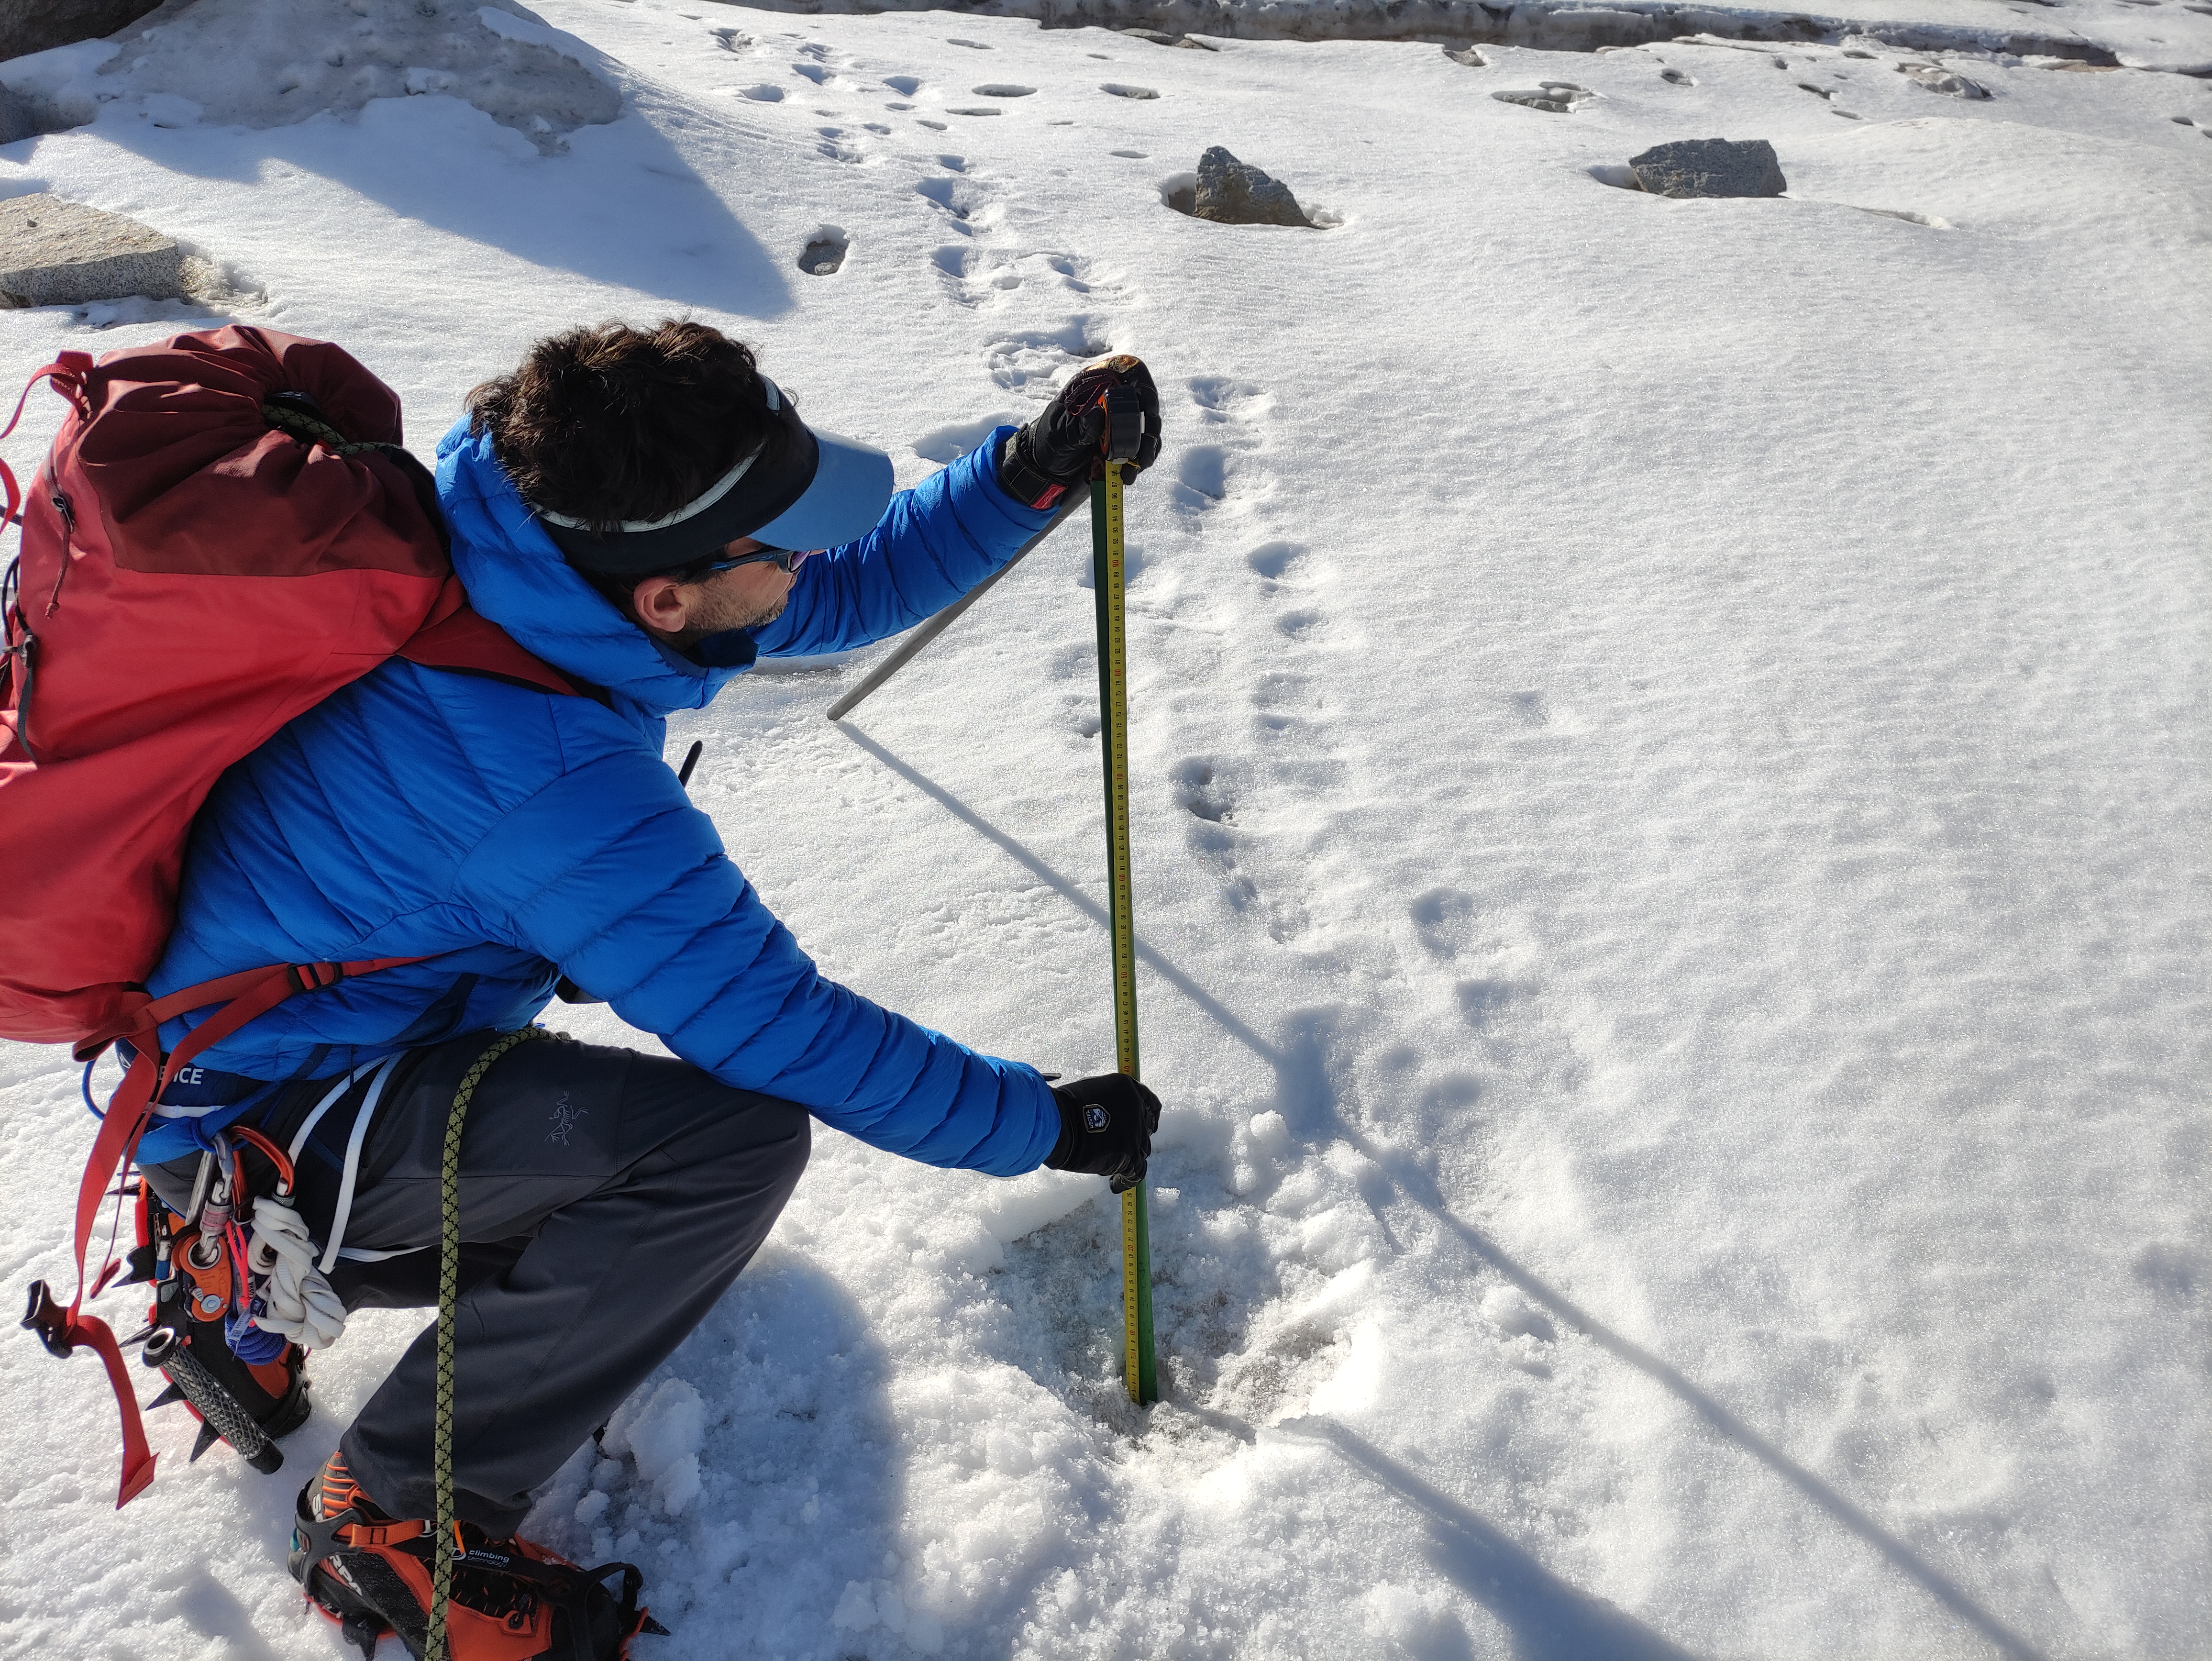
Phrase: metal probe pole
[{"left": 826, "top": 486, "right": 1090, "bottom": 723}]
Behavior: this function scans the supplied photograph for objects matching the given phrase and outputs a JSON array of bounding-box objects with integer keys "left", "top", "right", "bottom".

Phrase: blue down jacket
[{"left": 142, "top": 419, "right": 1062, "bottom": 1176}]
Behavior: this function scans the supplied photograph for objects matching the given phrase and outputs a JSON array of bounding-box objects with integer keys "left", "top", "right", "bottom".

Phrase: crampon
[{"left": 290, "top": 1455, "right": 667, "bottom": 1660}]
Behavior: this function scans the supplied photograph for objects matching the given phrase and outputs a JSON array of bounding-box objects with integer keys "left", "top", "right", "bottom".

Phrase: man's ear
[{"left": 630, "top": 574, "right": 690, "bottom": 637}]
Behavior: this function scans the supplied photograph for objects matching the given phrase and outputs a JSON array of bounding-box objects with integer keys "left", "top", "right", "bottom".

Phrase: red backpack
[{"left": 1, "top": 326, "right": 583, "bottom": 1504}]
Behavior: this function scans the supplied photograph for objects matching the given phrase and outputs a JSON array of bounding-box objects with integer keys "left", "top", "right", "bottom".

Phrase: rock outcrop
[
  {"left": 0, "top": 195, "right": 182, "bottom": 308},
  {"left": 1628, "top": 138, "right": 1787, "bottom": 199}
]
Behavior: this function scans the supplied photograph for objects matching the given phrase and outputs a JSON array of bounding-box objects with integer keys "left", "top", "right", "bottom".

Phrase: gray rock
[
  {"left": 1118, "top": 26, "right": 1216, "bottom": 50},
  {"left": 0, "top": 83, "right": 65, "bottom": 146},
  {"left": 1898, "top": 63, "right": 1990, "bottom": 99},
  {"left": 1628, "top": 138, "right": 1786, "bottom": 199},
  {"left": 0, "top": 194, "right": 182, "bottom": 308},
  {"left": 1493, "top": 81, "right": 1596, "bottom": 114},
  {"left": 0, "top": 0, "right": 161, "bottom": 65},
  {"left": 798, "top": 233, "right": 846, "bottom": 276},
  {"left": 1189, "top": 145, "right": 1312, "bottom": 228}
]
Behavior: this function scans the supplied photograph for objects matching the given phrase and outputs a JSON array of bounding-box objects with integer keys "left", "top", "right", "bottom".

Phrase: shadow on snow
[{"left": 836, "top": 720, "right": 2051, "bottom": 1661}]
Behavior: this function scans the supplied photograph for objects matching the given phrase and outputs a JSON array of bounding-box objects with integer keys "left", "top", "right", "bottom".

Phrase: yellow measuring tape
[{"left": 1093, "top": 459, "right": 1157, "bottom": 1406}]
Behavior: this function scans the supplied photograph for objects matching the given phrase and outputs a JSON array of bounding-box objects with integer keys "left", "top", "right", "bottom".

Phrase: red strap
[
  {"left": 339, "top": 1518, "right": 428, "bottom": 1548},
  {"left": 63, "top": 952, "right": 427, "bottom": 1507},
  {"left": 400, "top": 608, "right": 597, "bottom": 701},
  {"left": 0, "top": 356, "right": 89, "bottom": 534}
]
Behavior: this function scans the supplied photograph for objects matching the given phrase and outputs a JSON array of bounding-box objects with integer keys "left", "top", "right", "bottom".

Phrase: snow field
[{"left": 2, "top": 2, "right": 2208, "bottom": 1657}]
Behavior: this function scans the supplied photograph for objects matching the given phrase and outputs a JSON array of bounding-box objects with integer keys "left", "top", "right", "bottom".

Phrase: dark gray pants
[{"left": 154, "top": 1030, "right": 809, "bottom": 1534}]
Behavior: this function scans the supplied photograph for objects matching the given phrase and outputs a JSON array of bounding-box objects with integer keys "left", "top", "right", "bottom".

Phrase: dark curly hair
[{"left": 466, "top": 319, "right": 785, "bottom": 536}]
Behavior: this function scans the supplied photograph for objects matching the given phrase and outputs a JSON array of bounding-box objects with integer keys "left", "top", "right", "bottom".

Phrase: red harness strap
[{"left": 44, "top": 955, "right": 426, "bottom": 1506}]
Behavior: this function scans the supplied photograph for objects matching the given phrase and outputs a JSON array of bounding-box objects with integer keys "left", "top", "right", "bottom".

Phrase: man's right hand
[{"left": 1043, "top": 1072, "right": 1161, "bottom": 1193}]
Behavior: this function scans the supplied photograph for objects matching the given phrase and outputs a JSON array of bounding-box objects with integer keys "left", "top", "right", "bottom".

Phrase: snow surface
[{"left": 2, "top": 2, "right": 2208, "bottom": 1658}]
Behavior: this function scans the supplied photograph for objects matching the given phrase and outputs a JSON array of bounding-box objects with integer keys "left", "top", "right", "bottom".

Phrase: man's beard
[{"left": 672, "top": 583, "right": 788, "bottom": 648}]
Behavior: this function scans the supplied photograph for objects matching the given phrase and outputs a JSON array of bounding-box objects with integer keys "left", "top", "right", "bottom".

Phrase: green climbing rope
[
  {"left": 424, "top": 1027, "right": 550, "bottom": 1661},
  {"left": 260, "top": 399, "right": 388, "bottom": 457}
]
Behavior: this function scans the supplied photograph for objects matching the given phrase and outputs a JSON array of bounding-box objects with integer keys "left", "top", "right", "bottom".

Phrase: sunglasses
[{"left": 697, "top": 544, "right": 811, "bottom": 577}]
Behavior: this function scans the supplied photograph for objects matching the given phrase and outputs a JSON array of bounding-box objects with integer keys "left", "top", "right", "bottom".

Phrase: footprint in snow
[
  {"left": 1189, "top": 373, "right": 1269, "bottom": 423},
  {"left": 1173, "top": 444, "right": 1230, "bottom": 510},
  {"left": 738, "top": 84, "right": 784, "bottom": 102},
  {"left": 984, "top": 323, "right": 1107, "bottom": 394},
  {"left": 914, "top": 176, "right": 976, "bottom": 224},
  {"left": 1102, "top": 83, "right": 1159, "bottom": 100},
  {"left": 973, "top": 83, "right": 1035, "bottom": 97},
  {"left": 946, "top": 106, "right": 1003, "bottom": 117},
  {"left": 1454, "top": 978, "right": 1531, "bottom": 1030},
  {"left": 1172, "top": 757, "right": 1235, "bottom": 825},
  {"left": 1482, "top": 1286, "right": 1558, "bottom": 1377},
  {"left": 791, "top": 62, "right": 833, "bottom": 86},
  {"left": 882, "top": 74, "right": 921, "bottom": 94},
  {"left": 947, "top": 36, "right": 993, "bottom": 49},
  {"left": 1411, "top": 887, "right": 1476, "bottom": 958},
  {"left": 1246, "top": 541, "right": 1305, "bottom": 588},
  {"left": 1660, "top": 66, "right": 1694, "bottom": 85}
]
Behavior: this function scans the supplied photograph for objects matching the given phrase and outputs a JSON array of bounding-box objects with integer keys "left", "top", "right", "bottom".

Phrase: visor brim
[{"left": 747, "top": 429, "right": 895, "bottom": 553}]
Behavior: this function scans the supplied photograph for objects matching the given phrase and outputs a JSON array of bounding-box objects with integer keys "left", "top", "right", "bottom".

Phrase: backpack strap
[{"left": 398, "top": 609, "right": 607, "bottom": 705}]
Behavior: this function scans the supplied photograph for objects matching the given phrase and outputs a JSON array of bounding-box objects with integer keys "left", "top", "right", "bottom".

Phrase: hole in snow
[{"left": 798, "top": 228, "right": 848, "bottom": 275}]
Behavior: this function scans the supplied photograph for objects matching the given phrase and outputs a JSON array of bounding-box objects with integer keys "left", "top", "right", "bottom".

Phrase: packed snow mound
[{"left": 65, "top": 0, "right": 621, "bottom": 151}]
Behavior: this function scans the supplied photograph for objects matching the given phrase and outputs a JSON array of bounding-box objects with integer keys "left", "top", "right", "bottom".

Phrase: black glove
[
  {"left": 998, "top": 355, "right": 1163, "bottom": 509},
  {"left": 1043, "top": 1072, "right": 1161, "bottom": 1193}
]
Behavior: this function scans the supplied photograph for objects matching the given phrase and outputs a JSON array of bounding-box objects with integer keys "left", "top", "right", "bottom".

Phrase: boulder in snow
[
  {"left": 1183, "top": 146, "right": 1313, "bottom": 229},
  {"left": 0, "top": 80, "right": 93, "bottom": 146},
  {"left": 79, "top": 0, "right": 622, "bottom": 155},
  {"left": 1898, "top": 63, "right": 1991, "bottom": 100},
  {"left": 0, "top": 195, "right": 182, "bottom": 308},
  {"left": 0, "top": 0, "right": 159, "bottom": 66},
  {"left": 1493, "top": 82, "right": 1597, "bottom": 114},
  {"left": 1628, "top": 138, "right": 1787, "bottom": 199},
  {"left": 1120, "top": 27, "right": 1217, "bottom": 50}
]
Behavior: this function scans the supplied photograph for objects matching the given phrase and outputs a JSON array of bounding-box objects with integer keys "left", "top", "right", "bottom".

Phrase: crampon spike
[
  {"left": 144, "top": 1382, "right": 188, "bottom": 1413},
  {"left": 190, "top": 1419, "right": 223, "bottom": 1463}
]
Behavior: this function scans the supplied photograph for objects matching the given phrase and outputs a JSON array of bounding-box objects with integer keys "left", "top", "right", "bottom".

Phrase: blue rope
[{"left": 80, "top": 1057, "right": 103, "bottom": 1120}]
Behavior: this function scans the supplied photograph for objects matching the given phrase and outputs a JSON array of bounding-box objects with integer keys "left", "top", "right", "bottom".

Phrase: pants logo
[{"left": 549, "top": 1092, "right": 586, "bottom": 1146}]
